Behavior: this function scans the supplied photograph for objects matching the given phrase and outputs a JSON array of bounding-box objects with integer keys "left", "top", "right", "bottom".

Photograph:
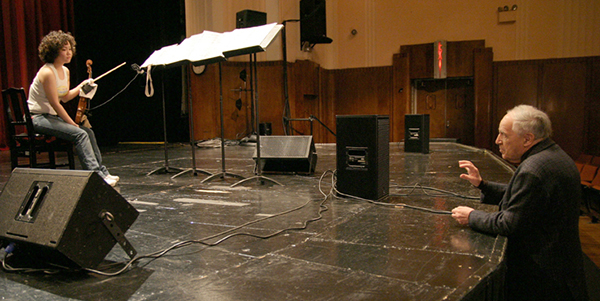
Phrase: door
[{"left": 413, "top": 78, "right": 474, "bottom": 145}]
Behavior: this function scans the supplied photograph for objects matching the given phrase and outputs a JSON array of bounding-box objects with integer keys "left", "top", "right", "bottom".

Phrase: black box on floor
[
  {"left": 404, "top": 114, "right": 430, "bottom": 154},
  {"left": 336, "top": 115, "right": 389, "bottom": 201},
  {"left": 0, "top": 168, "right": 139, "bottom": 269}
]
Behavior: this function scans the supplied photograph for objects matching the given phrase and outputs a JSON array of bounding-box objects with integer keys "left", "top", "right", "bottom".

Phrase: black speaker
[
  {"left": 236, "top": 10, "right": 267, "bottom": 29},
  {"left": 404, "top": 114, "right": 430, "bottom": 154},
  {"left": 336, "top": 115, "right": 389, "bottom": 201},
  {"left": 254, "top": 136, "right": 317, "bottom": 174},
  {"left": 300, "top": 0, "right": 332, "bottom": 45},
  {"left": 0, "top": 168, "right": 139, "bottom": 269}
]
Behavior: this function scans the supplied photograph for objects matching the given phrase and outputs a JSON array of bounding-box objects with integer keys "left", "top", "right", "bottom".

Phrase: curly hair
[{"left": 38, "top": 30, "right": 76, "bottom": 63}]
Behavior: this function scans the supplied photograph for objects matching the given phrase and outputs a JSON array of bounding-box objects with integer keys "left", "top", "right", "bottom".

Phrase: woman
[{"left": 27, "top": 30, "right": 119, "bottom": 186}]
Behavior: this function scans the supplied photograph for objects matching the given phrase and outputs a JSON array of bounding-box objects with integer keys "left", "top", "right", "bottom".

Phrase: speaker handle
[{"left": 99, "top": 211, "right": 138, "bottom": 259}]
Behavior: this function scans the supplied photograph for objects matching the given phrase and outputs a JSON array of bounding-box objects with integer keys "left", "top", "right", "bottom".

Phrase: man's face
[{"left": 495, "top": 115, "right": 528, "bottom": 164}]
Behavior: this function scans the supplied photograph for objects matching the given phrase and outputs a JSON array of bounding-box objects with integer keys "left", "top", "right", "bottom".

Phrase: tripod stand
[
  {"left": 232, "top": 53, "right": 282, "bottom": 187},
  {"left": 172, "top": 65, "right": 212, "bottom": 179},
  {"left": 202, "top": 62, "right": 245, "bottom": 183},
  {"left": 147, "top": 71, "right": 186, "bottom": 176}
]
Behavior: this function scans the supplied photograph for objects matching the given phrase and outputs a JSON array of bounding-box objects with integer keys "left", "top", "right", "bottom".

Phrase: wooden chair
[
  {"left": 575, "top": 154, "right": 593, "bottom": 172},
  {"left": 580, "top": 164, "right": 598, "bottom": 186},
  {"left": 2, "top": 87, "right": 75, "bottom": 170}
]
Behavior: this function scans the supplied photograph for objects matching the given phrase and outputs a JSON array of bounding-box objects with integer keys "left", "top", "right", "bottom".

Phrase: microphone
[{"left": 131, "top": 63, "right": 145, "bottom": 74}]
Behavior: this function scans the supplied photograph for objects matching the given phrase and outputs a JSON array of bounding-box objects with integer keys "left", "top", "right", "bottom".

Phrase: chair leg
[
  {"left": 10, "top": 151, "right": 18, "bottom": 170},
  {"left": 68, "top": 146, "right": 76, "bottom": 169},
  {"left": 29, "top": 148, "right": 37, "bottom": 168},
  {"left": 48, "top": 149, "right": 56, "bottom": 169}
]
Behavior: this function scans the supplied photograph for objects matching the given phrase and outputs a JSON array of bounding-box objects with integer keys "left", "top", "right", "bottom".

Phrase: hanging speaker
[
  {"left": 254, "top": 136, "right": 317, "bottom": 174},
  {"left": 300, "top": 0, "right": 332, "bottom": 46},
  {"left": 0, "top": 168, "right": 139, "bottom": 269},
  {"left": 236, "top": 10, "right": 267, "bottom": 29}
]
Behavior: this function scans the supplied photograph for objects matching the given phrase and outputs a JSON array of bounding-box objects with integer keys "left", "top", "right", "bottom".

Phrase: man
[{"left": 452, "top": 105, "right": 588, "bottom": 300}]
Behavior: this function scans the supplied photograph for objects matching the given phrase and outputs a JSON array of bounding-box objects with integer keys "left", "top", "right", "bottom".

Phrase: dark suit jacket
[{"left": 469, "top": 138, "right": 588, "bottom": 301}]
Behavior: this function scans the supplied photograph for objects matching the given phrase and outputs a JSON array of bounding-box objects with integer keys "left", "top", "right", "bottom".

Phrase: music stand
[
  {"left": 172, "top": 65, "right": 212, "bottom": 179},
  {"left": 202, "top": 62, "right": 245, "bottom": 183},
  {"left": 232, "top": 53, "right": 283, "bottom": 187},
  {"left": 147, "top": 71, "right": 186, "bottom": 176}
]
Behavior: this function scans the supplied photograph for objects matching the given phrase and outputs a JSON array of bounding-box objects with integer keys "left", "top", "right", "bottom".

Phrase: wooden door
[{"left": 414, "top": 78, "right": 474, "bottom": 145}]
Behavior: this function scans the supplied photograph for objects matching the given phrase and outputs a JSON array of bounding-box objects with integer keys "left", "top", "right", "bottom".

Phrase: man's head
[{"left": 496, "top": 105, "right": 552, "bottom": 163}]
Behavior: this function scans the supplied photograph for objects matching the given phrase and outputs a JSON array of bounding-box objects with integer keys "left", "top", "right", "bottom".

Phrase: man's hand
[
  {"left": 459, "top": 160, "right": 483, "bottom": 187},
  {"left": 452, "top": 206, "right": 474, "bottom": 226}
]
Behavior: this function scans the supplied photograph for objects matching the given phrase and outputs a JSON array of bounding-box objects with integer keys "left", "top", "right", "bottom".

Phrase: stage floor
[{"left": 0, "top": 141, "right": 510, "bottom": 301}]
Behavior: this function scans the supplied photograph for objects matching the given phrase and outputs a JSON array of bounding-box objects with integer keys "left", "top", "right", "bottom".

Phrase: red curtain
[{"left": 0, "top": 0, "right": 74, "bottom": 149}]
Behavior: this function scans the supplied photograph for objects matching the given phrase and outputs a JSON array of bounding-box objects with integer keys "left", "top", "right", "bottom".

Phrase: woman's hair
[
  {"left": 507, "top": 104, "right": 553, "bottom": 139},
  {"left": 38, "top": 30, "right": 76, "bottom": 63}
]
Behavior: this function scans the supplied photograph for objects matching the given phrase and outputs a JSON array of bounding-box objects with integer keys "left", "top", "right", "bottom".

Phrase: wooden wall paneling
[
  {"left": 391, "top": 52, "right": 411, "bottom": 142},
  {"left": 493, "top": 61, "right": 540, "bottom": 144},
  {"left": 289, "top": 60, "right": 320, "bottom": 137},
  {"left": 473, "top": 47, "right": 494, "bottom": 150},
  {"left": 445, "top": 78, "right": 475, "bottom": 145},
  {"left": 256, "top": 61, "right": 285, "bottom": 136},
  {"left": 189, "top": 64, "right": 220, "bottom": 141},
  {"left": 332, "top": 67, "right": 392, "bottom": 117},
  {"left": 540, "top": 59, "right": 587, "bottom": 159},
  {"left": 446, "top": 40, "right": 485, "bottom": 77},
  {"left": 400, "top": 43, "right": 432, "bottom": 79},
  {"left": 587, "top": 57, "right": 600, "bottom": 155},
  {"left": 222, "top": 62, "right": 252, "bottom": 140},
  {"left": 319, "top": 68, "right": 337, "bottom": 143}
]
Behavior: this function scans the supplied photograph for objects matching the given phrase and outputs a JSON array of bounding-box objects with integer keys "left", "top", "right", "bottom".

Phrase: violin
[{"left": 75, "top": 59, "right": 93, "bottom": 125}]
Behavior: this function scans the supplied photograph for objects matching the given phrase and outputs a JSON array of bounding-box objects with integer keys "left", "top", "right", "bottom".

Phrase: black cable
[
  {"left": 391, "top": 183, "right": 480, "bottom": 200},
  {"left": 88, "top": 73, "right": 140, "bottom": 111},
  {"left": 84, "top": 171, "right": 337, "bottom": 276}
]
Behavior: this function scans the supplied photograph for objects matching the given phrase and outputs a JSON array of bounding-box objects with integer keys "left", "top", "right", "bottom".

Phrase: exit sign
[{"left": 434, "top": 40, "right": 447, "bottom": 79}]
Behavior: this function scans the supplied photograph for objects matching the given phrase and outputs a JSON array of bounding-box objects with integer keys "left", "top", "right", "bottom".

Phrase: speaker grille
[{"left": 253, "top": 136, "right": 317, "bottom": 174}]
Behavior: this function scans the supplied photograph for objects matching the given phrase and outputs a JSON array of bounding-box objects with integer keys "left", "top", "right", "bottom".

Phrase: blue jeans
[{"left": 32, "top": 114, "right": 110, "bottom": 178}]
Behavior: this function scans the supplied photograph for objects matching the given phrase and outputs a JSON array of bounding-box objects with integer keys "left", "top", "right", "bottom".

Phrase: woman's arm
[
  {"left": 61, "top": 68, "right": 88, "bottom": 102},
  {"left": 39, "top": 67, "right": 79, "bottom": 127}
]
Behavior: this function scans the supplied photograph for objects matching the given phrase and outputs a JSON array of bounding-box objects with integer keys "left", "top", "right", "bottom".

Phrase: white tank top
[{"left": 27, "top": 63, "right": 69, "bottom": 115}]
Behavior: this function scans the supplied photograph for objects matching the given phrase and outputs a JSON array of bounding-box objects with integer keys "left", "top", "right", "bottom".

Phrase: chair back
[{"left": 2, "top": 87, "right": 36, "bottom": 146}]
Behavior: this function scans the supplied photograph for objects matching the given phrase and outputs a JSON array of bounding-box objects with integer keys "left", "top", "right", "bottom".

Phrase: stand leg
[
  {"left": 172, "top": 65, "right": 212, "bottom": 179},
  {"left": 231, "top": 54, "right": 282, "bottom": 187},
  {"left": 147, "top": 71, "right": 185, "bottom": 176},
  {"left": 203, "top": 62, "right": 245, "bottom": 183}
]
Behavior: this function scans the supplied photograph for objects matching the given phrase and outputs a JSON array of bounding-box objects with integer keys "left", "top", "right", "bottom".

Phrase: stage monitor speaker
[
  {"left": 236, "top": 10, "right": 267, "bottom": 29},
  {"left": 336, "top": 115, "right": 389, "bottom": 201},
  {"left": 253, "top": 136, "right": 317, "bottom": 175},
  {"left": 404, "top": 114, "right": 430, "bottom": 154},
  {"left": 300, "top": 0, "right": 332, "bottom": 45},
  {"left": 0, "top": 168, "right": 139, "bottom": 269}
]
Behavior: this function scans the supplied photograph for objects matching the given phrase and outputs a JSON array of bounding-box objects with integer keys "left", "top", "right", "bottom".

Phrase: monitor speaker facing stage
[
  {"left": 336, "top": 115, "right": 389, "bottom": 201},
  {"left": 254, "top": 136, "right": 317, "bottom": 174},
  {"left": 0, "top": 168, "right": 139, "bottom": 269}
]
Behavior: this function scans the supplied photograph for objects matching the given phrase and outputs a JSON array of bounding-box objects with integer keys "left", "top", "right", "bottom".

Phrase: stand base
[
  {"left": 231, "top": 175, "right": 283, "bottom": 187},
  {"left": 202, "top": 171, "right": 245, "bottom": 183},
  {"left": 171, "top": 168, "right": 213, "bottom": 179},
  {"left": 146, "top": 166, "right": 185, "bottom": 176}
]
